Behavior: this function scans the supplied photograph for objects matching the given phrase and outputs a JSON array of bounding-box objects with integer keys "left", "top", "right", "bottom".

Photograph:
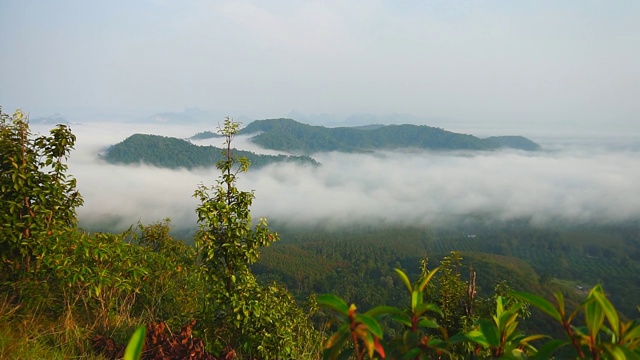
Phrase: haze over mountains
[
  {"left": 20, "top": 113, "right": 629, "bottom": 235},
  {"left": 104, "top": 119, "right": 541, "bottom": 172}
]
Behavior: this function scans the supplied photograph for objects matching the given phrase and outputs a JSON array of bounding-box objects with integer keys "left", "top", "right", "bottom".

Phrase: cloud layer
[
  {"left": 35, "top": 122, "right": 640, "bottom": 232},
  {"left": 2, "top": 1, "right": 639, "bottom": 132}
]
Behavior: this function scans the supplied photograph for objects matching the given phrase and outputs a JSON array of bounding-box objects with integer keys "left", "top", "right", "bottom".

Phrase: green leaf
[
  {"left": 591, "top": 286, "right": 620, "bottom": 339},
  {"left": 447, "top": 332, "right": 469, "bottom": 345},
  {"left": 318, "top": 294, "right": 349, "bottom": 315},
  {"left": 391, "top": 314, "right": 412, "bottom": 327},
  {"left": 478, "top": 318, "right": 500, "bottom": 347},
  {"left": 395, "top": 268, "right": 413, "bottom": 294},
  {"left": 518, "top": 334, "right": 547, "bottom": 344},
  {"left": 600, "top": 343, "right": 640, "bottom": 360},
  {"left": 622, "top": 320, "right": 640, "bottom": 343},
  {"left": 365, "top": 305, "right": 401, "bottom": 318},
  {"left": 123, "top": 326, "right": 146, "bottom": 360},
  {"left": 530, "top": 339, "right": 567, "bottom": 360},
  {"left": 511, "top": 291, "right": 562, "bottom": 322},
  {"left": 585, "top": 295, "right": 605, "bottom": 340},
  {"left": 416, "top": 266, "right": 440, "bottom": 292},
  {"left": 427, "top": 337, "right": 447, "bottom": 350},
  {"left": 417, "top": 318, "right": 439, "bottom": 329},
  {"left": 498, "top": 305, "right": 521, "bottom": 334},
  {"left": 402, "top": 348, "right": 422, "bottom": 359},
  {"left": 356, "top": 314, "right": 383, "bottom": 338},
  {"left": 466, "top": 329, "right": 491, "bottom": 348},
  {"left": 415, "top": 302, "right": 443, "bottom": 318}
]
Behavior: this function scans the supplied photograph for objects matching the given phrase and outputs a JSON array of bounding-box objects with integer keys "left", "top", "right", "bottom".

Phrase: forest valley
[{"left": 1, "top": 107, "right": 640, "bottom": 359}]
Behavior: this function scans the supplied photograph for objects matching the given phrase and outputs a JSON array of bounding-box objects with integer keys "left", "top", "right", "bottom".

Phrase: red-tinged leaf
[
  {"left": 348, "top": 303, "right": 357, "bottom": 318},
  {"left": 325, "top": 325, "right": 349, "bottom": 349},
  {"left": 359, "top": 330, "right": 376, "bottom": 359},
  {"left": 374, "top": 337, "right": 386, "bottom": 358},
  {"left": 511, "top": 291, "right": 562, "bottom": 322},
  {"left": 318, "top": 294, "right": 349, "bottom": 315}
]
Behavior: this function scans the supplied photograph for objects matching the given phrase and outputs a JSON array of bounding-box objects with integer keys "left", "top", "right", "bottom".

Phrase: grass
[
  {"left": 0, "top": 295, "right": 111, "bottom": 359},
  {"left": 550, "top": 278, "right": 591, "bottom": 297}
]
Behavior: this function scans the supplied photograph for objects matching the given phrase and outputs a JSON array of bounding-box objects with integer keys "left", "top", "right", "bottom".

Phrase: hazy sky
[{"left": 1, "top": 1, "right": 639, "bottom": 132}]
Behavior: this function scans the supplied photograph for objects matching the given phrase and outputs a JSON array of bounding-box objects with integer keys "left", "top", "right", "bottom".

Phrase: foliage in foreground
[
  {"left": 320, "top": 268, "right": 640, "bottom": 359},
  {"left": 0, "top": 108, "right": 321, "bottom": 359}
]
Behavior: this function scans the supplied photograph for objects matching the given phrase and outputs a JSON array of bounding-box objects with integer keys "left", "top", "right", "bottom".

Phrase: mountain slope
[
  {"left": 240, "top": 119, "right": 540, "bottom": 153},
  {"left": 103, "top": 134, "right": 319, "bottom": 169}
]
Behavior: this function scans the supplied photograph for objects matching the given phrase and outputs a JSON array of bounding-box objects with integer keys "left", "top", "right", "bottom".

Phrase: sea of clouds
[{"left": 30, "top": 121, "right": 640, "bottom": 233}]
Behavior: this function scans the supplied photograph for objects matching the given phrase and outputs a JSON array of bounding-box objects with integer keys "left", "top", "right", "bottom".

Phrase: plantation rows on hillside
[{"left": 254, "top": 222, "right": 640, "bottom": 318}]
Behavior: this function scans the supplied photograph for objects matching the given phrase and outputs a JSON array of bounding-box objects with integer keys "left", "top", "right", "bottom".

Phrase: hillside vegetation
[
  {"left": 239, "top": 118, "right": 541, "bottom": 154},
  {"left": 2, "top": 108, "right": 639, "bottom": 359},
  {"left": 103, "top": 133, "right": 319, "bottom": 169}
]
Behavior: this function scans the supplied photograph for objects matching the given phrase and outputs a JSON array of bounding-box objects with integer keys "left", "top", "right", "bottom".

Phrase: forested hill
[
  {"left": 238, "top": 118, "right": 541, "bottom": 153},
  {"left": 103, "top": 133, "right": 319, "bottom": 169}
]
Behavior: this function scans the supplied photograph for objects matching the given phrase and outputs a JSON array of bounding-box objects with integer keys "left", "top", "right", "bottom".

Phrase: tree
[
  {"left": 194, "top": 117, "right": 277, "bottom": 293},
  {"left": 193, "top": 117, "right": 317, "bottom": 358},
  {"left": 0, "top": 108, "right": 83, "bottom": 278}
]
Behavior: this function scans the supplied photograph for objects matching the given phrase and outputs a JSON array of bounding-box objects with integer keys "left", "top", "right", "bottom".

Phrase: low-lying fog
[{"left": 31, "top": 121, "right": 640, "bottom": 233}]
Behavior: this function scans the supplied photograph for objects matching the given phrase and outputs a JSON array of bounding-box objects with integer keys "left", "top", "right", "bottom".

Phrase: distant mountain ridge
[
  {"left": 103, "top": 134, "right": 319, "bottom": 169},
  {"left": 104, "top": 120, "right": 540, "bottom": 170},
  {"left": 239, "top": 118, "right": 540, "bottom": 153}
]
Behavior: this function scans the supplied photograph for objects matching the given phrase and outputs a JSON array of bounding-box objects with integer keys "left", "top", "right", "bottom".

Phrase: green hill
[
  {"left": 103, "top": 133, "right": 319, "bottom": 169},
  {"left": 239, "top": 118, "right": 540, "bottom": 154}
]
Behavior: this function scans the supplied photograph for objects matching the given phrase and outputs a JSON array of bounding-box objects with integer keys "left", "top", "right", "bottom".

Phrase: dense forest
[
  {"left": 103, "top": 133, "right": 319, "bottom": 169},
  {"left": 254, "top": 221, "right": 640, "bottom": 321},
  {"left": 235, "top": 118, "right": 541, "bottom": 154},
  {"left": 2, "top": 109, "right": 639, "bottom": 359}
]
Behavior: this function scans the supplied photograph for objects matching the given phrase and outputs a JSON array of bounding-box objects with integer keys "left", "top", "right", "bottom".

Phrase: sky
[{"left": 1, "top": 0, "right": 639, "bottom": 133}]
